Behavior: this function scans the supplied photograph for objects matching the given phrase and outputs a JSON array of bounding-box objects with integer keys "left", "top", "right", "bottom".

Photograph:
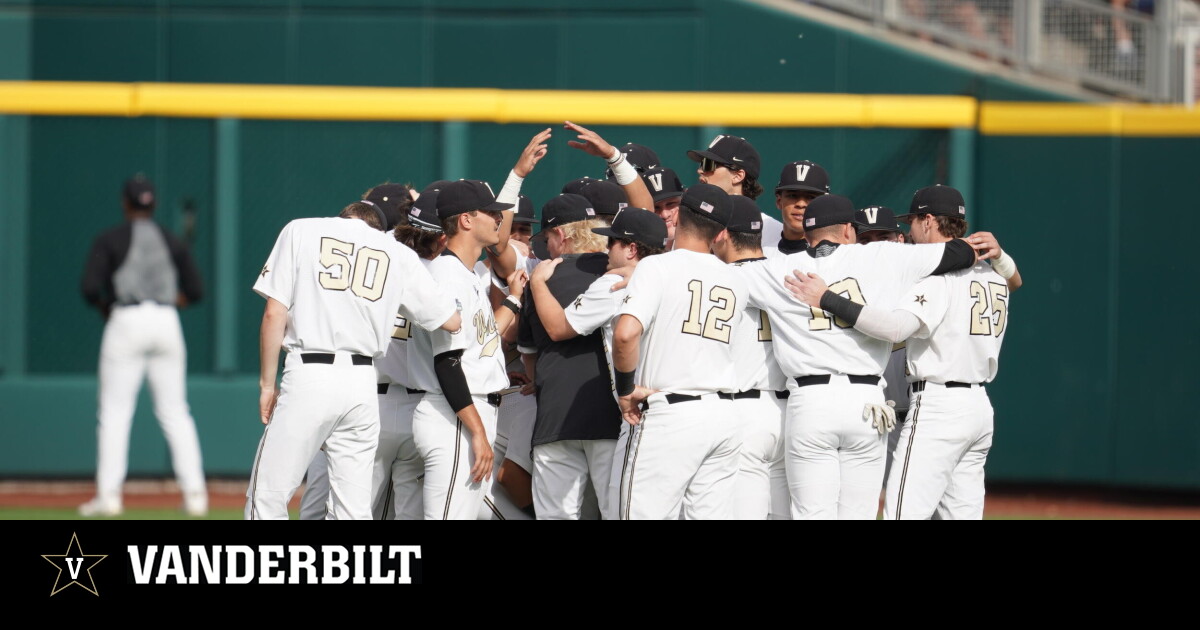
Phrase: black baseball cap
[
  {"left": 687, "top": 134, "right": 761, "bottom": 179},
  {"left": 578, "top": 180, "right": 628, "bottom": 217},
  {"left": 593, "top": 207, "right": 668, "bottom": 249},
  {"left": 605, "top": 143, "right": 661, "bottom": 179},
  {"left": 899, "top": 185, "right": 966, "bottom": 221},
  {"left": 407, "top": 185, "right": 444, "bottom": 233},
  {"left": 562, "top": 176, "right": 602, "bottom": 195},
  {"left": 641, "top": 167, "right": 685, "bottom": 203},
  {"left": 680, "top": 182, "right": 732, "bottom": 226},
  {"left": 775, "top": 160, "right": 831, "bottom": 195},
  {"left": 725, "top": 196, "right": 765, "bottom": 234},
  {"left": 364, "top": 183, "right": 413, "bottom": 231},
  {"left": 435, "top": 179, "right": 513, "bottom": 220},
  {"left": 513, "top": 194, "right": 537, "bottom": 224},
  {"left": 123, "top": 175, "right": 156, "bottom": 210},
  {"left": 535, "top": 194, "right": 596, "bottom": 236},
  {"left": 803, "top": 194, "right": 857, "bottom": 231},
  {"left": 854, "top": 206, "right": 902, "bottom": 235}
]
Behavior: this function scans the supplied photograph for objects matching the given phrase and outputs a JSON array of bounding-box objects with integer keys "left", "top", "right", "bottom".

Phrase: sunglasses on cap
[{"left": 699, "top": 157, "right": 736, "bottom": 173}]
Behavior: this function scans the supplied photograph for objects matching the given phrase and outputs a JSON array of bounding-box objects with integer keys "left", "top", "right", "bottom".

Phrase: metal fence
[{"left": 808, "top": 0, "right": 1199, "bottom": 103}]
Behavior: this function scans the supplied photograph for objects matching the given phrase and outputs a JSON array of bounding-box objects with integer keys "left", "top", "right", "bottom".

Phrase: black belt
[
  {"left": 732, "top": 389, "right": 762, "bottom": 400},
  {"left": 911, "top": 381, "right": 974, "bottom": 393},
  {"left": 640, "top": 392, "right": 735, "bottom": 410},
  {"left": 487, "top": 393, "right": 503, "bottom": 407},
  {"left": 377, "top": 383, "right": 425, "bottom": 396},
  {"left": 794, "top": 374, "right": 880, "bottom": 388},
  {"left": 301, "top": 353, "right": 373, "bottom": 366},
  {"left": 775, "top": 390, "right": 790, "bottom": 400}
]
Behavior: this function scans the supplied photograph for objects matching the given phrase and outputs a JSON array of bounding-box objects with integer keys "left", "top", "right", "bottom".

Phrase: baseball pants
[
  {"left": 479, "top": 389, "right": 536, "bottom": 520},
  {"left": 298, "top": 450, "right": 329, "bottom": 520},
  {"left": 245, "top": 353, "right": 379, "bottom": 520},
  {"left": 607, "top": 422, "right": 631, "bottom": 521},
  {"left": 95, "top": 303, "right": 206, "bottom": 509},
  {"left": 413, "top": 393, "right": 499, "bottom": 520},
  {"left": 618, "top": 394, "right": 740, "bottom": 520},
  {"left": 785, "top": 375, "right": 887, "bottom": 520},
  {"left": 884, "top": 384, "right": 994, "bottom": 520},
  {"left": 533, "top": 439, "right": 616, "bottom": 520},
  {"left": 371, "top": 386, "right": 426, "bottom": 520},
  {"left": 731, "top": 393, "right": 785, "bottom": 520}
]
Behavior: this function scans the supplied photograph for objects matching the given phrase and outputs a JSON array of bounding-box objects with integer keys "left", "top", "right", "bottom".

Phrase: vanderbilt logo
[{"left": 42, "top": 533, "right": 107, "bottom": 596}]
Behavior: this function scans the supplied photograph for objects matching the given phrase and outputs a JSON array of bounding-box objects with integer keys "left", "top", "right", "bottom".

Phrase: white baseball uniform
[
  {"left": 617, "top": 249, "right": 745, "bottom": 520},
  {"left": 245, "top": 217, "right": 454, "bottom": 520},
  {"left": 884, "top": 262, "right": 1010, "bottom": 520},
  {"left": 563, "top": 272, "right": 628, "bottom": 519},
  {"left": 727, "top": 257, "right": 790, "bottom": 520},
  {"left": 81, "top": 218, "right": 207, "bottom": 517},
  {"left": 744, "top": 241, "right": 948, "bottom": 519},
  {"left": 409, "top": 253, "right": 509, "bottom": 520}
]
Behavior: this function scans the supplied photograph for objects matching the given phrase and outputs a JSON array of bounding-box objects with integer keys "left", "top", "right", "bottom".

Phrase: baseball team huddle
[{"left": 239, "top": 120, "right": 1022, "bottom": 521}]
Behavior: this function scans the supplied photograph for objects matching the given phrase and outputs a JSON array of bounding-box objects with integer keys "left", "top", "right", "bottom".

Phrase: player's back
[
  {"left": 729, "top": 259, "right": 787, "bottom": 393},
  {"left": 756, "top": 241, "right": 943, "bottom": 377},
  {"left": 258, "top": 216, "right": 415, "bottom": 358},
  {"left": 905, "top": 262, "right": 1009, "bottom": 384},
  {"left": 621, "top": 249, "right": 746, "bottom": 395}
]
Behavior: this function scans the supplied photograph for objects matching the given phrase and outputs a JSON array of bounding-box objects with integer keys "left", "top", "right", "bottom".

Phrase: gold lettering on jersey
[
  {"left": 473, "top": 309, "right": 500, "bottom": 358},
  {"left": 392, "top": 314, "right": 411, "bottom": 341},
  {"left": 681, "top": 279, "right": 737, "bottom": 344},
  {"left": 757, "top": 310, "right": 773, "bottom": 342},
  {"left": 318, "top": 238, "right": 391, "bottom": 301},
  {"left": 809, "top": 277, "right": 866, "bottom": 331},
  {"left": 969, "top": 281, "right": 1008, "bottom": 337}
]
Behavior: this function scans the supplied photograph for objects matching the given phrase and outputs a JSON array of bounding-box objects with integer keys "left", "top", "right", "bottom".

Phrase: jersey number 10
[{"left": 318, "top": 237, "right": 391, "bottom": 302}]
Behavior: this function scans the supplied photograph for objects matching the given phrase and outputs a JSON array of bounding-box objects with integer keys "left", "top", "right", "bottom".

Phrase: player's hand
[
  {"left": 514, "top": 128, "right": 552, "bottom": 178},
  {"left": 531, "top": 257, "right": 563, "bottom": 285},
  {"left": 508, "top": 371, "right": 530, "bottom": 387},
  {"left": 564, "top": 121, "right": 616, "bottom": 160},
  {"left": 618, "top": 386, "right": 655, "bottom": 426},
  {"left": 506, "top": 269, "right": 529, "bottom": 300},
  {"left": 608, "top": 264, "right": 635, "bottom": 291},
  {"left": 965, "top": 232, "right": 1001, "bottom": 261},
  {"left": 469, "top": 432, "right": 495, "bottom": 483},
  {"left": 259, "top": 386, "right": 279, "bottom": 425},
  {"left": 784, "top": 271, "right": 829, "bottom": 306},
  {"left": 520, "top": 381, "right": 537, "bottom": 396}
]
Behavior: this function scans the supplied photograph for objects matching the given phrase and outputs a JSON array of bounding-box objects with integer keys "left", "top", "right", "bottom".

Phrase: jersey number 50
[{"left": 318, "top": 237, "right": 391, "bottom": 302}]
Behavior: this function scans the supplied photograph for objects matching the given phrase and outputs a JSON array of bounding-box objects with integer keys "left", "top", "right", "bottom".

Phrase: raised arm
[
  {"left": 488, "top": 128, "right": 552, "bottom": 279},
  {"left": 564, "top": 121, "right": 654, "bottom": 211}
]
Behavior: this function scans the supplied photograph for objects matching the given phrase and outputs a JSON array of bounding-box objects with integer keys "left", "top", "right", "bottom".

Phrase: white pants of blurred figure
[
  {"left": 82, "top": 303, "right": 206, "bottom": 517},
  {"left": 533, "top": 439, "right": 614, "bottom": 520},
  {"left": 479, "top": 390, "right": 536, "bottom": 520}
]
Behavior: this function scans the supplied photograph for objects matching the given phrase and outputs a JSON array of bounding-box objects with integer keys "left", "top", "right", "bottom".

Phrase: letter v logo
[{"left": 66, "top": 558, "right": 83, "bottom": 580}]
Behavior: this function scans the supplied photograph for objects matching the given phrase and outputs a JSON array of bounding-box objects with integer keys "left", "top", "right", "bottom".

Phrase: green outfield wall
[{"left": 0, "top": 0, "right": 1196, "bottom": 489}]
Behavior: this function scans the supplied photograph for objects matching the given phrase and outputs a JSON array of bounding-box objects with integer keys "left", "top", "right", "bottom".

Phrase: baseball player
[
  {"left": 640, "top": 166, "right": 685, "bottom": 250},
  {"left": 740, "top": 193, "right": 981, "bottom": 519},
  {"left": 526, "top": 207, "right": 668, "bottom": 520},
  {"left": 772, "top": 160, "right": 831, "bottom": 255},
  {"left": 787, "top": 185, "right": 1021, "bottom": 519},
  {"left": 852, "top": 205, "right": 910, "bottom": 489},
  {"left": 688, "top": 134, "right": 786, "bottom": 249},
  {"left": 408, "top": 179, "right": 528, "bottom": 520},
  {"left": 712, "top": 196, "right": 791, "bottom": 520},
  {"left": 79, "top": 174, "right": 208, "bottom": 518},
  {"left": 246, "top": 200, "right": 460, "bottom": 520},
  {"left": 612, "top": 183, "right": 747, "bottom": 520}
]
